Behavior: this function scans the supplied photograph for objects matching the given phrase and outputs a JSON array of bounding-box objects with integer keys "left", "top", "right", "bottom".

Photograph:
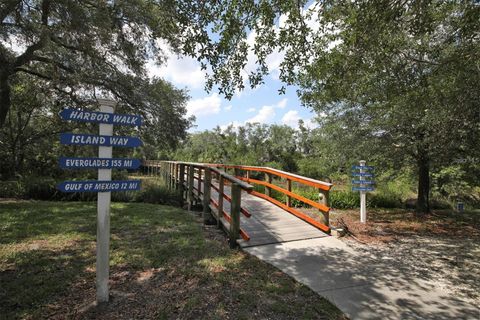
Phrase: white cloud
[
  {"left": 281, "top": 110, "right": 319, "bottom": 129},
  {"left": 224, "top": 105, "right": 233, "bottom": 111},
  {"left": 147, "top": 42, "right": 207, "bottom": 89},
  {"left": 186, "top": 93, "right": 221, "bottom": 117},
  {"left": 247, "top": 107, "right": 256, "bottom": 113},
  {"left": 281, "top": 110, "right": 301, "bottom": 127},
  {"left": 276, "top": 98, "right": 287, "bottom": 109},
  {"left": 246, "top": 105, "right": 276, "bottom": 124}
]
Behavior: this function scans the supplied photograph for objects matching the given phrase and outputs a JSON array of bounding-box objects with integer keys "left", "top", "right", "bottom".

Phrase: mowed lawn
[{"left": 0, "top": 200, "right": 345, "bottom": 319}]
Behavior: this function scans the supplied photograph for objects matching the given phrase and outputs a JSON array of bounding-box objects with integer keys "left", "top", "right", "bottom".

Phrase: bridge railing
[
  {"left": 143, "top": 160, "right": 253, "bottom": 247},
  {"left": 143, "top": 160, "right": 333, "bottom": 234},
  {"left": 208, "top": 164, "right": 332, "bottom": 232}
]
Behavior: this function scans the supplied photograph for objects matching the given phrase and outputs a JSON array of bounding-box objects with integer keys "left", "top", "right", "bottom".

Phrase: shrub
[
  {"left": 330, "top": 190, "right": 360, "bottom": 209},
  {"left": 0, "top": 181, "right": 24, "bottom": 198},
  {"left": 21, "top": 176, "right": 58, "bottom": 200},
  {"left": 134, "top": 179, "right": 183, "bottom": 206}
]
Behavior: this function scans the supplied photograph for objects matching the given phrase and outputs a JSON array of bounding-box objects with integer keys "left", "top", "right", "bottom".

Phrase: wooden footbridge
[{"left": 143, "top": 161, "right": 333, "bottom": 248}]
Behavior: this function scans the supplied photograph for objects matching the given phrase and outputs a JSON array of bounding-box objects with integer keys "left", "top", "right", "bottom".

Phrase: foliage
[
  {"left": 0, "top": 180, "right": 23, "bottom": 198},
  {"left": 297, "top": 0, "right": 480, "bottom": 214}
]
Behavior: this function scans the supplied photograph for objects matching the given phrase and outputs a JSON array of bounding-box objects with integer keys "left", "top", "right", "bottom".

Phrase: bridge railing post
[
  {"left": 229, "top": 183, "right": 241, "bottom": 248},
  {"left": 202, "top": 167, "right": 213, "bottom": 224},
  {"left": 319, "top": 189, "right": 330, "bottom": 226},
  {"left": 265, "top": 172, "right": 272, "bottom": 197},
  {"left": 287, "top": 179, "right": 292, "bottom": 207},
  {"left": 179, "top": 164, "right": 185, "bottom": 199},
  {"left": 187, "top": 165, "right": 195, "bottom": 211},
  {"left": 198, "top": 167, "right": 202, "bottom": 196},
  {"left": 218, "top": 174, "right": 224, "bottom": 228}
]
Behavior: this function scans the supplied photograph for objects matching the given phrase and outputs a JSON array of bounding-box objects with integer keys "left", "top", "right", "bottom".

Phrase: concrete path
[{"left": 244, "top": 237, "right": 479, "bottom": 320}]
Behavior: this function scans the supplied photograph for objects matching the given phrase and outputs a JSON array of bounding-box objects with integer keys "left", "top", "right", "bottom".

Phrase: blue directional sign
[
  {"left": 59, "top": 157, "right": 141, "bottom": 169},
  {"left": 57, "top": 180, "right": 141, "bottom": 193},
  {"left": 352, "top": 186, "right": 374, "bottom": 192},
  {"left": 60, "top": 133, "right": 142, "bottom": 148},
  {"left": 59, "top": 109, "right": 142, "bottom": 126},
  {"left": 352, "top": 180, "right": 375, "bottom": 185},
  {"left": 351, "top": 172, "right": 374, "bottom": 177},
  {"left": 352, "top": 165, "right": 374, "bottom": 170}
]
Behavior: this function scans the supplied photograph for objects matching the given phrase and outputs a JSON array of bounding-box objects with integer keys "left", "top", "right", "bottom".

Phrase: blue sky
[
  {"left": 146, "top": 3, "right": 321, "bottom": 133},
  {"left": 147, "top": 53, "right": 318, "bottom": 133}
]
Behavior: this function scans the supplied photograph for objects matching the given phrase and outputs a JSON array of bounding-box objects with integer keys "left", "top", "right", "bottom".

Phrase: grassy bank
[{"left": 0, "top": 200, "right": 345, "bottom": 319}]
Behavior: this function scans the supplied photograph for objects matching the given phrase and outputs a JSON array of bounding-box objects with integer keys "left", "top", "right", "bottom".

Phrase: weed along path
[{"left": 244, "top": 236, "right": 480, "bottom": 320}]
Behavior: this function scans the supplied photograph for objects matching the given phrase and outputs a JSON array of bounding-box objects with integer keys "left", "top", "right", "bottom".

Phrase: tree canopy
[
  {"left": 0, "top": 0, "right": 315, "bottom": 127},
  {"left": 297, "top": 0, "right": 480, "bottom": 213}
]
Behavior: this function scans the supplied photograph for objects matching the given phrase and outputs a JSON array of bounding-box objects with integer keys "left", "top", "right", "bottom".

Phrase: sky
[
  {"left": 147, "top": 3, "right": 322, "bottom": 133},
  {"left": 147, "top": 48, "right": 318, "bottom": 133}
]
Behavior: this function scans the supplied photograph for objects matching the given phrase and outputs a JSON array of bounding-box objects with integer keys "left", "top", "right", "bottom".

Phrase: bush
[
  {"left": 330, "top": 190, "right": 360, "bottom": 209},
  {"left": 134, "top": 179, "right": 183, "bottom": 206},
  {"left": 21, "top": 176, "right": 58, "bottom": 200},
  {"left": 0, "top": 181, "right": 24, "bottom": 198}
]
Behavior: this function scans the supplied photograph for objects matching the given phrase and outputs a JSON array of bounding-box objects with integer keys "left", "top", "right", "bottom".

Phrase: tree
[
  {"left": 0, "top": 0, "right": 315, "bottom": 128},
  {"left": 297, "top": 0, "right": 480, "bottom": 214}
]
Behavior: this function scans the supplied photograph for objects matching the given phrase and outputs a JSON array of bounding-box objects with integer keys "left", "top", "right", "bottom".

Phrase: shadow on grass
[{"left": 1, "top": 201, "right": 344, "bottom": 319}]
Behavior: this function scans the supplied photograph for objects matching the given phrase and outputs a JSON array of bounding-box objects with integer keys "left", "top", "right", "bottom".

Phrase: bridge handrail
[
  {"left": 206, "top": 164, "right": 332, "bottom": 191},
  {"left": 143, "top": 160, "right": 251, "bottom": 247}
]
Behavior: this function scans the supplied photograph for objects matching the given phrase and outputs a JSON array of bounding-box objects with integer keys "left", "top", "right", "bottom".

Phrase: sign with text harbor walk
[
  {"left": 58, "top": 102, "right": 143, "bottom": 304},
  {"left": 60, "top": 109, "right": 142, "bottom": 126}
]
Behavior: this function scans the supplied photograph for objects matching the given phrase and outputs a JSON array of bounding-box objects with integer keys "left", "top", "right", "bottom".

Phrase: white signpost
[
  {"left": 58, "top": 100, "right": 142, "bottom": 303},
  {"left": 96, "top": 99, "right": 114, "bottom": 303},
  {"left": 352, "top": 160, "right": 375, "bottom": 223}
]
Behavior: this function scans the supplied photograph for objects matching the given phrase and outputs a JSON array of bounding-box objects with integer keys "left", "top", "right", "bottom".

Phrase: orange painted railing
[{"left": 206, "top": 164, "right": 332, "bottom": 232}]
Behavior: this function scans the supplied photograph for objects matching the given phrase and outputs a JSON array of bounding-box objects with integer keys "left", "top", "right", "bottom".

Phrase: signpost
[
  {"left": 57, "top": 101, "right": 142, "bottom": 304},
  {"left": 351, "top": 161, "right": 375, "bottom": 223},
  {"left": 59, "top": 157, "right": 141, "bottom": 169}
]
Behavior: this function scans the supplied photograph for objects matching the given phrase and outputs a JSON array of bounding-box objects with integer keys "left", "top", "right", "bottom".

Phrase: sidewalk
[{"left": 244, "top": 237, "right": 479, "bottom": 319}]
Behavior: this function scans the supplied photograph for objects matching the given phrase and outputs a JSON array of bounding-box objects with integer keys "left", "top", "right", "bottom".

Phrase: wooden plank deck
[{"left": 194, "top": 180, "right": 329, "bottom": 248}]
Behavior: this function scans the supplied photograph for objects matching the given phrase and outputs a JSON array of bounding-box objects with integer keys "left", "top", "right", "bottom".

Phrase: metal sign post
[
  {"left": 352, "top": 161, "right": 375, "bottom": 223},
  {"left": 57, "top": 101, "right": 143, "bottom": 304}
]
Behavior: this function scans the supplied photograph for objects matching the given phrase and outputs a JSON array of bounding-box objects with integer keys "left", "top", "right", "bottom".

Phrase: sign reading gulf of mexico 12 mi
[{"left": 57, "top": 103, "right": 143, "bottom": 304}]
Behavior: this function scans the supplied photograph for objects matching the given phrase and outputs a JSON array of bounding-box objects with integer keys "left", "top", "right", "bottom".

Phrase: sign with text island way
[
  {"left": 59, "top": 157, "right": 141, "bottom": 169},
  {"left": 60, "top": 109, "right": 142, "bottom": 126},
  {"left": 60, "top": 133, "right": 142, "bottom": 148},
  {"left": 57, "top": 180, "right": 141, "bottom": 193},
  {"left": 352, "top": 180, "right": 375, "bottom": 185},
  {"left": 352, "top": 165, "right": 374, "bottom": 170}
]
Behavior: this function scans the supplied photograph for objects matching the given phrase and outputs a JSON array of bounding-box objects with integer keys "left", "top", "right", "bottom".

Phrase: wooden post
[
  {"left": 319, "top": 189, "right": 330, "bottom": 226},
  {"left": 229, "top": 183, "right": 241, "bottom": 248},
  {"left": 218, "top": 175, "right": 224, "bottom": 228},
  {"left": 96, "top": 100, "right": 115, "bottom": 303},
  {"left": 202, "top": 168, "right": 213, "bottom": 224},
  {"left": 187, "top": 165, "right": 194, "bottom": 211},
  {"left": 287, "top": 179, "right": 292, "bottom": 207},
  {"left": 234, "top": 168, "right": 240, "bottom": 177},
  {"left": 179, "top": 164, "right": 185, "bottom": 199},
  {"left": 198, "top": 167, "right": 202, "bottom": 195},
  {"left": 265, "top": 173, "right": 272, "bottom": 197},
  {"left": 175, "top": 163, "right": 180, "bottom": 189}
]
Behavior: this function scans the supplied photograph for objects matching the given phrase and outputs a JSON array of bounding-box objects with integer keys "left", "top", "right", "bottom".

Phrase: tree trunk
[
  {"left": 0, "top": 71, "right": 11, "bottom": 129},
  {"left": 416, "top": 154, "right": 430, "bottom": 216}
]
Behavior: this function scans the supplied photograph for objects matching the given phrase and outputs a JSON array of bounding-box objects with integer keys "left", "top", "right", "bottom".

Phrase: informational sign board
[
  {"left": 352, "top": 161, "right": 375, "bottom": 223},
  {"left": 60, "top": 109, "right": 142, "bottom": 126},
  {"left": 351, "top": 180, "right": 375, "bottom": 185},
  {"left": 57, "top": 180, "right": 141, "bottom": 192},
  {"left": 57, "top": 101, "right": 143, "bottom": 304},
  {"left": 60, "top": 133, "right": 142, "bottom": 148},
  {"left": 59, "top": 157, "right": 141, "bottom": 169},
  {"left": 352, "top": 186, "right": 375, "bottom": 192}
]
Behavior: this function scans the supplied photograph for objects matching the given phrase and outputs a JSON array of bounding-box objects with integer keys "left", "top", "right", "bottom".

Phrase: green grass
[{"left": 0, "top": 200, "right": 346, "bottom": 319}]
